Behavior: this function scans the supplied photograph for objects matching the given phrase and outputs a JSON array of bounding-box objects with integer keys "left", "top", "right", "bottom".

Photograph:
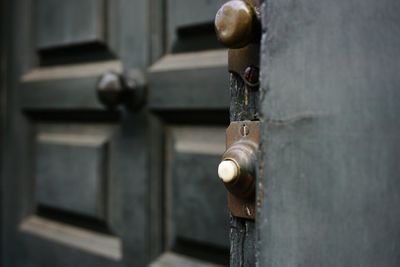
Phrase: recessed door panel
[
  {"left": 35, "top": 124, "right": 113, "bottom": 220},
  {"left": 36, "top": 0, "right": 105, "bottom": 49},
  {"left": 169, "top": 0, "right": 226, "bottom": 28},
  {"left": 168, "top": 127, "right": 228, "bottom": 248},
  {"left": 148, "top": 1, "right": 231, "bottom": 265},
  {"left": 4, "top": 0, "right": 151, "bottom": 266},
  {"left": 167, "top": 0, "right": 225, "bottom": 53}
]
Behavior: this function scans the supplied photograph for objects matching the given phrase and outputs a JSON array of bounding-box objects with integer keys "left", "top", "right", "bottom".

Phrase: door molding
[{"left": 0, "top": 0, "right": 9, "bottom": 264}]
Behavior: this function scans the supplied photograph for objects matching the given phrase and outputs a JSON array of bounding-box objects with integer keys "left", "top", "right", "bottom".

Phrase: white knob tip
[{"left": 218, "top": 160, "right": 239, "bottom": 183}]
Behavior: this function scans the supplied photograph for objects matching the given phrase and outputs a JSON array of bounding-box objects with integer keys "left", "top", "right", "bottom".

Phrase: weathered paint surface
[
  {"left": 259, "top": 0, "right": 400, "bottom": 266},
  {"left": 229, "top": 73, "right": 257, "bottom": 266}
]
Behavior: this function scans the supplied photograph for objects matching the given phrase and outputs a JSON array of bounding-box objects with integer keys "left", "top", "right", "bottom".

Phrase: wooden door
[
  {"left": 2, "top": 0, "right": 234, "bottom": 266},
  {"left": 257, "top": 0, "right": 400, "bottom": 266},
  {"left": 0, "top": 0, "right": 7, "bottom": 264},
  {"left": 147, "top": 0, "right": 232, "bottom": 266},
  {"left": 2, "top": 0, "right": 154, "bottom": 266}
]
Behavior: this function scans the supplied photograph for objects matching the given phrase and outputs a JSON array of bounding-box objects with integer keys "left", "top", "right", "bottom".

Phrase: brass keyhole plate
[{"left": 225, "top": 120, "right": 259, "bottom": 219}]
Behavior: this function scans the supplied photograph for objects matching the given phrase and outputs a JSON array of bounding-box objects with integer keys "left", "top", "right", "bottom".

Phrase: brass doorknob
[
  {"left": 96, "top": 70, "right": 146, "bottom": 110},
  {"left": 215, "top": 0, "right": 259, "bottom": 48},
  {"left": 218, "top": 121, "right": 259, "bottom": 219},
  {"left": 218, "top": 139, "right": 257, "bottom": 198}
]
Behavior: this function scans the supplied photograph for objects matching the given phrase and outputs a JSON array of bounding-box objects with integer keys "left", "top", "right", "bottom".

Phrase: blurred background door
[
  {"left": 0, "top": 0, "right": 7, "bottom": 264},
  {"left": 2, "top": 0, "right": 231, "bottom": 266},
  {"left": 147, "top": 0, "right": 231, "bottom": 266}
]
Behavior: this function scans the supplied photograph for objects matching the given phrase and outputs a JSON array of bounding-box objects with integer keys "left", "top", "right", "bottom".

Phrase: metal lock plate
[{"left": 225, "top": 120, "right": 259, "bottom": 220}]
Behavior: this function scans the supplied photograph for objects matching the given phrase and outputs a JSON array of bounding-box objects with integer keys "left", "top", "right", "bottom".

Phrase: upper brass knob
[{"left": 215, "top": 0, "right": 255, "bottom": 48}]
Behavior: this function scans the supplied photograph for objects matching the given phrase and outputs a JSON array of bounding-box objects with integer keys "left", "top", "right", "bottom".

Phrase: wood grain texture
[
  {"left": 229, "top": 74, "right": 257, "bottom": 266},
  {"left": 259, "top": 0, "right": 400, "bottom": 266}
]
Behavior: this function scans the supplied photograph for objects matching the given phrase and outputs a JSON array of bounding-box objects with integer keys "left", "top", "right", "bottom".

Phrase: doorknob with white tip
[
  {"left": 217, "top": 121, "right": 259, "bottom": 219},
  {"left": 218, "top": 138, "right": 257, "bottom": 199},
  {"left": 218, "top": 160, "right": 239, "bottom": 183}
]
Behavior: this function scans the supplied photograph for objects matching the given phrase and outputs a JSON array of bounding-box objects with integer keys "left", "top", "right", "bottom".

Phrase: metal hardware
[
  {"left": 215, "top": 0, "right": 261, "bottom": 49},
  {"left": 96, "top": 70, "right": 146, "bottom": 110},
  {"left": 228, "top": 44, "right": 260, "bottom": 87},
  {"left": 215, "top": 0, "right": 255, "bottom": 48},
  {"left": 215, "top": 0, "right": 261, "bottom": 219},
  {"left": 215, "top": 0, "right": 261, "bottom": 87},
  {"left": 218, "top": 121, "right": 259, "bottom": 219}
]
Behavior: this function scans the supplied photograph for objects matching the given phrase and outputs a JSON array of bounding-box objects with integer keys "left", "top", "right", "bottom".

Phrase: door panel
[
  {"left": 5, "top": 0, "right": 233, "bottom": 266},
  {"left": 167, "top": 0, "right": 226, "bottom": 52},
  {"left": 167, "top": 127, "right": 228, "bottom": 248},
  {"left": 20, "top": 61, "right": 122, "bottom": 110},
  {"left": 34, "top": 123, "right": 114, "bottom": 220},
  {"left": 20, "top": 215, "right": 122, "bottom": 260},
  {"left": 148, "top": 0, "right": 230, "bottom": 265},
  {"left": 4, "top": 0, "right": 152, "bottom": 266},
  {"left": 35, "top": 0, "right": 120, "bottom": 66},
  {"left": 35, "top": 0, "right": 106, "bottom": 49},
  {"left": 149, "top": 51, "right": 228, "bottom": 110},
  {"left": 169, "top": 0, "right": 225, "bottom": 28}
]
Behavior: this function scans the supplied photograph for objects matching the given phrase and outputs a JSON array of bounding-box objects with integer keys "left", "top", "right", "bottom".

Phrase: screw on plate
[
  {"left": 245, "top": 205, "right": 252, "bottom": 216},
  {"left": 240, "top": 124, "right": 250, "bottom": 137},
  {"left": 244, "top": 66, "right": 259, "bottom": 85},
  {"left": 222, "top": 121, "right": 260, "bottom": 219}
]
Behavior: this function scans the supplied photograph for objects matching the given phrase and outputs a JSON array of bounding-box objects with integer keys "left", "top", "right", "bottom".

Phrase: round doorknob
[
  {"left": 96, "top": 70, "right": 146, "bottom": 110},
  {"left": 215, "top": 0, "right": 259, "bottom": 48},
  {"left": 97, "top": 71, "right": 123, "bottom": 108},
  {"left": 218, "top": 139, "right": 257, "bottom": 198}
]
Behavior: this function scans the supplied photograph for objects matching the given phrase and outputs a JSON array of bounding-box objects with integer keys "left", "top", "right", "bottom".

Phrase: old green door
[
  {"left": 257, "top": 0, "right": 400, "bottom": 266},
  {"left": 147, "top": 0, "right": 232, "bottom": 266},
  {"left": 2, "top": 0, "right": 232, "bottom": 266},
  {"left": 3, "top": 0, "right": 154, "bottom": 266}
]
